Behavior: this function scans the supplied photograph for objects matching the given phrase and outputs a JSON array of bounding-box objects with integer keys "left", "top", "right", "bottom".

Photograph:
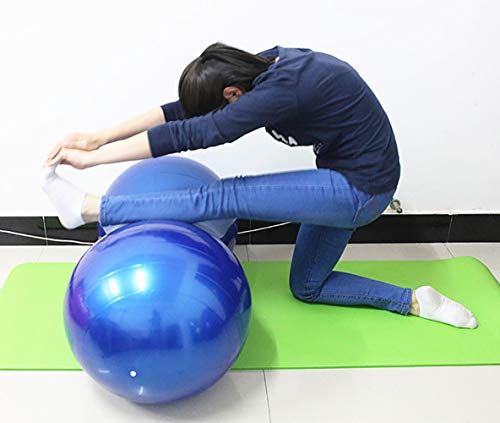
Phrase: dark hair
[{"left": 178, "top": 42, "right": 275, "bottom": 118}]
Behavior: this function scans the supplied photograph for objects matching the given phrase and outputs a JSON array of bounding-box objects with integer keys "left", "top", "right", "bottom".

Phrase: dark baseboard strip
[{"left": 0, "top": 215, "right": 499, "bottom": 246}]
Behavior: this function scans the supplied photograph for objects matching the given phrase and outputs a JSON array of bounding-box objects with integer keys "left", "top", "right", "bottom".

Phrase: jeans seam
[
  {"left": 402, "top": 288, "right": 412, "bottom": 315},
  {"left": 319, "top": 293, "right": 408, "bottom": 306},
  {"left": 352, "top": 195, "right": 376, "bottom": 225},
  {"left": 108, "top": 184, "right": 331, "bottom": 202},
  {"left": 100, "top": 196, "right": 107, "bottom": 226},
  {"left": 303, "top": 228, "right": 325, "bottom": 301},
  {"left": 244, "top": 185, "right": 331, "bottom": 189}
]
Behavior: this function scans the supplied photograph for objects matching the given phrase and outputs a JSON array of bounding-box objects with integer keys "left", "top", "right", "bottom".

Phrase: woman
[{"left": 42, "top": 43, "right": 477, "bottom": 329}]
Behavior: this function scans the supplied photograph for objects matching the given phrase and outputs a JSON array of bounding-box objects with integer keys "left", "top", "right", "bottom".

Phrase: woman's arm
[
  {"left": 147, "top": 75, "right": 298, "bottom": 158},
  {"left": 87, "top": 101, "right": 187, "bottom": 164},
  {"left": 97, "top": 107, "right": 165, "bottom": 146},
  {"left": 89, "top": 131, "right": 153, "bottom": 165}
]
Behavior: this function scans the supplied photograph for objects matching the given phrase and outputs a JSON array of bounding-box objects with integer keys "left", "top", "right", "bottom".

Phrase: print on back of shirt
[
  {"left": 267, "top": 127, "right": 324, "bottom": 155},
  {"left": 267, "top": 128, "right": 299, "bottom": 146}
]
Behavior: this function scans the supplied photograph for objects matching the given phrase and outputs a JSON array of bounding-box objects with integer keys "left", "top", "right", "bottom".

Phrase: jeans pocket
[
  {"left": 379, "top": 190, "right": 396, "bottom": 212},
  {"left": 352, "top": 193, "right": 378, "bottom": 227},
  {"left": 352, "top": 188, "right": 396, "bottom": 227}
]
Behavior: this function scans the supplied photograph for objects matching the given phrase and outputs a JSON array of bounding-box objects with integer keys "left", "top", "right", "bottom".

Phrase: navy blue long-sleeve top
[{"left": 147, "top": 46, "right": 400, "bottom": 195}]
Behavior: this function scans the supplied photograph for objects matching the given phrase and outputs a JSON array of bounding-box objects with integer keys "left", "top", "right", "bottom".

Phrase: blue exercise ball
[
  {"left": 97, "top": 156, "right": 238, "bottom": 250},
  {"left": 97, "top": 219, "right": 238, "bottom": 252},
  {"left": 64, "top": 220, "right": 252, "bottom": 404}
]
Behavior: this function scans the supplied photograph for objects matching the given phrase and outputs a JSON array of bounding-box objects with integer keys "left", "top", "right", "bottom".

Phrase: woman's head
[{"left": 179, "top": 43, "right": 275, "bottom": 118}]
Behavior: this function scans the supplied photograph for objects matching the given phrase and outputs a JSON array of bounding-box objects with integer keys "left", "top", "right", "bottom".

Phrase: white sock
[
  {"left": 41, "top": 166, "right": 86, "bottom": 230},
  {"left": 415, "top": 286, "right": 478, "bottom": 329}
]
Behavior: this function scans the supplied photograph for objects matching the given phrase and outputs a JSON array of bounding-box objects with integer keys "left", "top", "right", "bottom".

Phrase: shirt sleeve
[
  {"left": 160, "top": 100, "right": 186, "bottom": 122},
  {"left": 147, "top": 70, "right": 298, "bottom": 157}
]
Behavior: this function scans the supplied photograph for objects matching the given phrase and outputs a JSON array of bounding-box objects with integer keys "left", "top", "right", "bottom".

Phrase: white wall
[{"left": 1, "top": 0, "right": 498, "bottom": 216}]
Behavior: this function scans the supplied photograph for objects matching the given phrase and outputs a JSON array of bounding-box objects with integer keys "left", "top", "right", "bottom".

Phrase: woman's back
[
  {"left": 256, "top": 46, "right": 400, "bottom": 195},
  {"left": 149, "top": 45, "right": 400, "bottom": 195}
]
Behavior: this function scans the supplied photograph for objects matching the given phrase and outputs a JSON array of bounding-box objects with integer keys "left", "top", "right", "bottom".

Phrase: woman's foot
[
  {"left": 81, "top": 193, "right": 101, "bottom": 224},
  {"left": 409, "top": 286, "right": 478, "bottom": 329},
  {"left": 41, "top": 165, "right": 100, "bottom": 229},
  {"left": 409, "top": 290, "right": 420, "bottom": 316}
]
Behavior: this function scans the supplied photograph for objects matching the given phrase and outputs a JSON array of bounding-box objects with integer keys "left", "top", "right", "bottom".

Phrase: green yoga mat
[{"left": 0, "top": 257, "right": 499, "bottom": 370}]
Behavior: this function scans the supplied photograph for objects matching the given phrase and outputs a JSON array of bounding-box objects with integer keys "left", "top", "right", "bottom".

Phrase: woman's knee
[{"left": 288, "top": 275, "right": 318, "bottom": 303}]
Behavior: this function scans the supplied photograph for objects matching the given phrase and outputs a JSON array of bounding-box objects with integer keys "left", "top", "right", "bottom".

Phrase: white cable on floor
[
  {"left": 0, "top": 229, "right": 94, "bottom": 245},
  {"left": 236, "top": 221, "right": 292, "bottom": 234},
  {"left": 0, "top": 221, "right": 294, "bottom": 246}
]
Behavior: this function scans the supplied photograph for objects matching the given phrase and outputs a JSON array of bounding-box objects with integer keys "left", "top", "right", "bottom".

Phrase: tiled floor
[{"left": 0, "top": 243, "right": 499, "bottom": 422}]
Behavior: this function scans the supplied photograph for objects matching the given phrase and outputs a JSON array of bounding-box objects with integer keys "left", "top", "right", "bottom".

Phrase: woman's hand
[
  {"left": 44, "top": 147, "right": 96, "bottom": 170},
  {"left": 44, "top": 132, "right": 105, "bottom": 166}
]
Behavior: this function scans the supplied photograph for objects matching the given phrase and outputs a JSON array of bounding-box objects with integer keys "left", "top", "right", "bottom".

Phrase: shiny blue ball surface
[
  {"left": 64, "top": 220, "right": 251, "bottom": 404},
  {"left": 96, "top": 155, "right": 237, "bottom": 247}
]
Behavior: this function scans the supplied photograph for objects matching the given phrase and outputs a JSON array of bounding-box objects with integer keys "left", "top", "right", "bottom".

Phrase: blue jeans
[{"left": 100, "top": 168, "right": 411, "bottom": 315}]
